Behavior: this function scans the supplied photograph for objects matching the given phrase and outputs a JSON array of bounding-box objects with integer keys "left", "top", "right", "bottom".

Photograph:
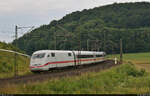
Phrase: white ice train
[{"left": 30, "top": 50, "right": 106, "bottom": 72}]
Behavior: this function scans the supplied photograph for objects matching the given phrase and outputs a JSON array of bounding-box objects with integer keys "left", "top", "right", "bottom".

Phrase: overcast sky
[{"left": 0, "top": 0, "right": 149, "bottom": 43}]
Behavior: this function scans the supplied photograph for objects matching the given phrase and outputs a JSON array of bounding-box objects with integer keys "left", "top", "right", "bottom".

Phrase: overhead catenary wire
[
  {"left": 0, "top": 49, "right": 30, "bottom": 58},
  {"left": 13, "top": 25, "right": 34, "bottom": 77}
]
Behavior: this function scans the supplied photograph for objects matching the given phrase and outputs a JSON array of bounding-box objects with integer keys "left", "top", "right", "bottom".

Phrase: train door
[
  {"left": 56, "top": 52, "right": 65, "bottom": 67},
  {"left": 93, "top": 52, "right": 96, "bottom": 63},
  {"left": 46, "top": 52, "right": 57, "bottom": 68},
  {"left": 72, "top": 51, "right": 76, "bottom": 66},
  {"left": 77, "top": 50, "right": 81, "bottom": 65}
]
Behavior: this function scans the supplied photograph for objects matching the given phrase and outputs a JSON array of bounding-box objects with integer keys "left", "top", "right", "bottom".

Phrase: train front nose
[
  {"left": 30, "top": 61, "right": 42, "bottom": 67},
  {"left": 30, "top": 53, "right": 46, "bottom": 71},
  {"left": 30, "top": 59, "right": 44, "bottom": 70}
]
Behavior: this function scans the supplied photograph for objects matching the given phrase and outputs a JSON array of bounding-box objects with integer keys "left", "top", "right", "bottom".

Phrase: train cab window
[
  {"left": 51, "top": 53, "right": 55, "bottom": 57},
  {"left": 32, "top": 53, "right": 45, "bottom": 59},
  {"left": 68, "top": 53, "right": 72, "bottom": 56}
]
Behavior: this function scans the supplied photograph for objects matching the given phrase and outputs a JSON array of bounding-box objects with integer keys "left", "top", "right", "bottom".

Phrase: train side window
[
  {"left": 47, "top": 54, "right": 50, "bottom": 57},
  {"left": 51, "top": 53, "right": 55, "bottom": 57},
  {"left": 96, "top": 55, "right": 103, "bottom": 57},
  {"left": 77, "top": 55, "right": 93, "bottom": 58},
  {"left": 68, "top": 53, "right": 72, "bottom": 56}
]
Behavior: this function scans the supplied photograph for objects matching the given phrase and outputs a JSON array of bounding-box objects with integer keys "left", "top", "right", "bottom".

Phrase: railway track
[{"left": 0, "top": 60, "right": 121, "bottom": 86}]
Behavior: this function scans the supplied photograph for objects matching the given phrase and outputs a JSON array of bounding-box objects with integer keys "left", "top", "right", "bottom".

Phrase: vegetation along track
[{"left": 0, "top": 60, "right": 120, "bottom": 86}]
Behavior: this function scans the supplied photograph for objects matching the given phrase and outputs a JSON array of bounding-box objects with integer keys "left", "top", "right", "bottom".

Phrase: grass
[
  {"left": 0, "top": 41, "right": 31, "bottom": 78},
  {"left": 0, "top": 51, "right": 31, "bottom": 78},
  {"left": 0, "top": 62, "right": 149, "bottom": 94},
  {"left": 108, "top": 52, "right": 150, "bottom": 63},
  {"left": 1, "top": 52, "right": 150, "bottom": 94},
  {"left": 108, "top": 52, "right": 150, "bottom": 72}
]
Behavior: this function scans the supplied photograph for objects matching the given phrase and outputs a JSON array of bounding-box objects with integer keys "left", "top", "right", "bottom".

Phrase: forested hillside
[{"left": 13, "top": 2, "right": 150, "bottom": 55}]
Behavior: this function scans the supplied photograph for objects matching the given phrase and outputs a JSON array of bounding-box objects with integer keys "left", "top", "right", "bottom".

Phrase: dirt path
[{"left": 135, "top": 63, "right": 150, "bottom": 72}]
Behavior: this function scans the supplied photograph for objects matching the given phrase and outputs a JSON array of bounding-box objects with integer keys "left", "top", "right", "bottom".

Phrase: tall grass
[
  {"left": 1, "top": 52, "right": 150, "bottom": 94},
  {"left": 0, "top": 51, "right": 30, "bottom": 78},
  {"left": 1, "top": 62, "right": 150, "bottom": 94}
]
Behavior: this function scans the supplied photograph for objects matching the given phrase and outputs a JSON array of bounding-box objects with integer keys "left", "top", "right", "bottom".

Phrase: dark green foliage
[{"left": 12, "top": 2, "right": 150, "bottom": 55}]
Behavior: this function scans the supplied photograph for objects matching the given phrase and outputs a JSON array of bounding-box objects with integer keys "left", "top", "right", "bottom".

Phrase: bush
[
  {"left": 116, "top": 63, "right": 146, "bottom": 77},
  {"left": 138, "top": 68, "right": 146, "bottom": 76}
]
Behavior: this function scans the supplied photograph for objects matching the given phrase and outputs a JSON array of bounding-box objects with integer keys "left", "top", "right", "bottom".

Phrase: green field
[
  {"left": 0, "top": 52, "right": 150, "bottom": 94},
  {"left": 109, "top": 52, "right": 150, "bottom": 72},
  {"left": 109, "top": 52, "right": 150, "bottom": 63}
]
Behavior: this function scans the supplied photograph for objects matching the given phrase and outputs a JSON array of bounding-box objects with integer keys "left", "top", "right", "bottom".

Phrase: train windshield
[{"left": 32, "top": 53, "right": 46, "bottom": 59}]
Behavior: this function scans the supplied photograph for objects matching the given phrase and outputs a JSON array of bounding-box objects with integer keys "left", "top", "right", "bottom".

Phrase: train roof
[
  {"left": 33, "top": 50, "right": 72, "bottom": 54},
  {"left": 32, "top": 50, "right": 105, "bottom": 55}
]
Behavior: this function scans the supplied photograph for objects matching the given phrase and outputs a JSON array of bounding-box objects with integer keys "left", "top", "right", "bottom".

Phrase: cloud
[{"left": 0, "top": 0, "right": 149, "bottom": 16}]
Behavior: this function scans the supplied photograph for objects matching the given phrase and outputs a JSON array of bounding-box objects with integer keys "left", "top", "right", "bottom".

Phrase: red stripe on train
[{"left": 30, "top": 58, "right": 99, "bottom": 68}]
